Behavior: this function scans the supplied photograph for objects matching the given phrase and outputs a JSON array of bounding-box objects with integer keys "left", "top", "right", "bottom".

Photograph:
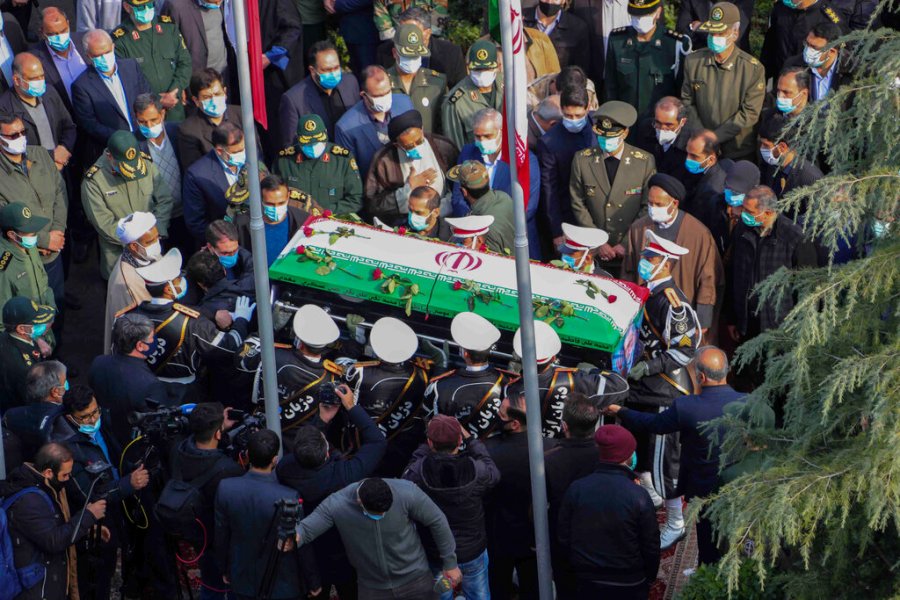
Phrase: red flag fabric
[
  {"left": 245, "top": 0, "right": 267, "bottom": 129},
  {"left": 499, "top": 2, "right": 530, "bottom": 209}
]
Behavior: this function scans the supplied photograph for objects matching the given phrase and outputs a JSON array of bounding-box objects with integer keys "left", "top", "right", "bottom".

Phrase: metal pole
[
  {"left": 229, "top": 0, "right": 282, "bottom": 446},
  {"left": 497, "top": 1, "right": 553, "bottom": 597}
]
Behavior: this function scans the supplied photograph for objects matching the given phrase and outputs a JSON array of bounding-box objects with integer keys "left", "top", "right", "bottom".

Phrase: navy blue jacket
[
  {"left": 334, "top": 93, "right": 413, "bottom": 179},
  {"left": 334, "top": 0, "right": 378, "bottom": 45},
  {"left": 278, "top": 74, "right": 361, "bottom": 148},
  {"left": 70, "top": 58, "right": 151, "bottom": 160},
  {"left": 536, "top": 120, "right": 596, "bottom": 237},
  {"left": 618, "top": 384, "right": 746, "bottom": 498},
  {"left": 29, "top": 34, "right": 88, "bottom": 113},
  {"left": 182, "top": 150, "right": 232, "bottom": 241}
]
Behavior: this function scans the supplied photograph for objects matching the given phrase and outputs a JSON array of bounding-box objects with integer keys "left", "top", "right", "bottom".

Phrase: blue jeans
[{"left": 432, "top": 549, "right": 491, "bottom": 600}]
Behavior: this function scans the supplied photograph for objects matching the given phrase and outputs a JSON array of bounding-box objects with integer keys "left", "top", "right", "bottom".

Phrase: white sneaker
[{"left": 660, "top": 523, "right": 687, "bottom": 550}]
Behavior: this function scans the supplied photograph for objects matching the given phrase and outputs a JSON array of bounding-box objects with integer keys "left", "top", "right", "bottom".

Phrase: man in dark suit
[
  {"left": 632, "top": 96, "right": 696, "bottom": 198},
  {"left": 29, "top": 8, "right": 88, "bottom": 113},
  {"left": 523, "top": 4, "right": 592, "bottom": 76},
  {"left": 783, "top": 22, "right": 850, "bottom": 103},
  {"left": 163, "top": 0, "right": 237, "bottom": 87},
  {"left": 375, "top": 6, "right": 466, "bottom": 88},
  {"left": 681, "top": 129, "right": 730, "bottom": 232},
  {"left": 0, "top": 12, "right": 27, "bottom": 94},
  {"left": 279, "top": 39, "right": 360, "bottom": 148},
  {"left": 71, "top": 28, "right": 152, "bottom": 164},
  {"left": 178, "top": 68, "right": 243, "bottom": 171}
]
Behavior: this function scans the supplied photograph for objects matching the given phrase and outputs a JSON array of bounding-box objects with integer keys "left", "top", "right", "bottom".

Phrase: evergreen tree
[{"left": 694, "top": 16, "right": 900, "bottom": 599}]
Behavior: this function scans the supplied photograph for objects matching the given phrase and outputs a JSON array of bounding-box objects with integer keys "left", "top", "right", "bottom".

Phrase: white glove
[{"left": 230, "top": 296, "right": 257, "bottom": 322}]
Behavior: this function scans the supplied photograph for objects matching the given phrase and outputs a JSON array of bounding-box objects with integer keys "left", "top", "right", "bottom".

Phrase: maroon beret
[
  {"left": 594, "top": 424, "right": 637, "bottom": 464},
  {"left": 427, "top": 415, "right": 463, "bottom": 447}
]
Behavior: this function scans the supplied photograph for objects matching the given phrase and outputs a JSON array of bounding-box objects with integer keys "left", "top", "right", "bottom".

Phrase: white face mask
[
  {"left": 470, "top": 70, "right": 497, "bottom": 88},
  {"left": 367, "top": 92, "right": 393, "bottom": 113},
  {"left": 648, "top": 202, "right": 674, "bottom": 224},
  {"left": 397, "top": 55, "right": 422, "bottom": 74},
  {"left": 631, "top": 14, "right": 656, "bottom": 34},
  {"left": 655, "top": 128, "right": 678, "bottom": 146},
  {"left": 0, "top": 135, "right": 27, "bottom": 155},
  {"left": 140, "top": 240, "right": 163, "bottom": 261}
]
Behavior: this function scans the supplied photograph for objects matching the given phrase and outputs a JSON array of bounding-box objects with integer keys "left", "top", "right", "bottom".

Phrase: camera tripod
[{"left": 256, "top": 499, "right": 303, "bottom": 600}]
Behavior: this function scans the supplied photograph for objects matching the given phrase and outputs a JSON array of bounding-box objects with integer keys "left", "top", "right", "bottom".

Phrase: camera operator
[
  {"left": 48, "top": 384, "right": 150, "bottom": 600},
  {"left": 170, "top": 402, "right": 245, "bottom": 598},
  {"left": 277, "top": 383, "right": 387, "bottom": 598},
  {"left": 0, "top": 443, "right": 107, "bottom": 600},
  {"left": 215, "top": 429, "right": 320, "bottom": 600}
]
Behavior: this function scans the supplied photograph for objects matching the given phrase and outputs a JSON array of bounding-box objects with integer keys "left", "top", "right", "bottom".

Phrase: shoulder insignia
[
  {"left": 631, "top": 150, "right": 646, "bottom": 159},
  {"left": 140, "top": 151, "right": 152, "bottom": 161},
  {"left": 664, "top": 287, "right": 683, "bottom": 309},
  {"left": 324, "top": 359, "right": 344, "bottom": 376},
  {"left": 330, "top": 145, "right": 350, "bottom": 156},
  {"left": 429, "top": 369, "right": 457, "bottom": 382},
  {"left": 173, "top": 303, "right": 200, "bottom": 318},
  {"left": 349, "top": 158, "right": 358, "bottom": 171},
  {"left": 448, "top": 89, "right": 464, "bottom": 104},
  {"left": 279, "top": 145, "right": 296, "bottom": 157},
  {"left": 160, "top": 14, "right": 173, "bottom": 22},
  {"left": 824, "top": 7, "right": 840, "bottom": 22},
  {"left": 353, "top": 360, "right": 381, "bottom": 368},
  {"left": 0, "top": 251, "right": 11, "bottom": 271},
  {"left": 555, "top": 367, "right": 578, "bottom": 373},
  {"left": 430, "top": 69, "right": 441, "bottom": 77},
  {"left": 85, "top": 165, "right": 99, "bottom": 178},
  {"left": 581, "top": 148, "right": 593, "bottom": 157},
  {"left": 413, "top": 356, "right": 434, "bottom": 372},
  {"left": 750, "top": 57, "right": 759, "bottom": 65},
  {"left": 288, "top": 188, "right": 309, "bottom": 201},
  {"left": 274, "top": 342, "right": 292, "bottom": 349},
  {"left": 112, "top": 27, "right": 126, "bottom": 38},
  {"left": 610, "top": 26, "right": 628, "bottom": 34},
  {"left": 666, "top": 29, "right": 680, "bottom": 38}
]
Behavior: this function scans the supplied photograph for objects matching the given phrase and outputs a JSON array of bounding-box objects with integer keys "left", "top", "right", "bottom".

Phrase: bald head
[
  {"left": 13, "top": 53, "right": 43, "bottom": 77},
  {"left": 41, "top": 6, "right": 69, "bottom": 30},
  {"left": 695, "top": 346, "right": 729, "bottom": 384}
]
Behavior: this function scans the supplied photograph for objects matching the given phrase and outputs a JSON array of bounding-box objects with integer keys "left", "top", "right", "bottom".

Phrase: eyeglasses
[
  {"left": 72, "top": 407, "right": 100, "bottom": 423},
  {"left": 1, "top": 130, "right": 27, "bottom": 139}
]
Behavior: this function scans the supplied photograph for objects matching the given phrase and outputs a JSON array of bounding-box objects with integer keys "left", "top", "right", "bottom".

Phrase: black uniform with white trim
[{"left": 425, "top": 367, "right": 513, "bottom": 439}]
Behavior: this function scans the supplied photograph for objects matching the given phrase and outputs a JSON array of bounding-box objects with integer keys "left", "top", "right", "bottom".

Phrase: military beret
[
  {"left": 724, "top": 160, "right": 761, "bottom": 194},
  {"left": 468, "top": 39, "right": 498, "bottom": 69},
  {"left": 388, "top": 109, "right": 424, "bottom": 142},
  {"left": 108, "top": 130, "right": 148, "bottom": 180},
  {"left": 698, "top": 2, "right": 741, "bottom": 33},
  {"left": 648, "top": 173, "right": 686, "bottom": 202},
  {"left": 592, "top": 101, "right": 638, "bottom": 136},
  {"left": 0, "top": 202, "right": 50, "bottom": 233},
  {"left": 394, "top": 23, "right": 430, "bottom": 57},
  {"left": 296, "top": 114, "right": 328, "bottom": 145}
]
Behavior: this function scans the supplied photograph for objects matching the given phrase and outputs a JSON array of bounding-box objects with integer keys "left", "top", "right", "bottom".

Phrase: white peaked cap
[
  {"left": 562, "top": 222, "right": 609, "bottom": 250},
  {"left": 134, "top": 248, "right": 182, "bottom": 283},
  {"left": 370, "top": 317, "right": 418, "bottom": 363},
  {"left": 292, "top": 304, "right": 340, "bottom": 346},
  {"left": 514, "top": 320, "right": 562, "bottom": 364},
  {"left": 450, "top": 311, "right": 500, "bottom": 352},
  {"left": 445, "top": 214, "right": 494, "bottom": 238},
  {"left": 642, "top": 229, "right": 689, "bottom": 259}
]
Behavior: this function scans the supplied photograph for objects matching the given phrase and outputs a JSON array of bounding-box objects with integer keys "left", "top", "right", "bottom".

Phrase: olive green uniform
[
  {"left": 569, "top": 144, "right": 656, "bottom": 250},
  {"left": 680, "top": 47, "right": 765, "bottom": 160},
  {"left": 604, "top": 26, "right": 684, "bottom": 117},
  {"left": 0, "top": 237, "right": 56, "bottom": 311},
  {"left": 441, "top": 77, "right": 504, "bottom": 152},
  {"left": 273, "top": 142, "right": 364, "bottom": 215},
  {"left": 82, "top": 153, "right": 174, "bottom": 279},
  {"left": 468, "top": 189, "right": 515, "bottom": 255},
  {"left": 373, "top": 0, "right": 449, "bottom": 39},
  {"left": 113, "top": 15, "right": 193, "bottom": 121},
  {"left": 387, "top": 65, "right": 447, "bottom": 134},
  {"left": 0, "top": 148, "right": 67, "bottom": 265}
]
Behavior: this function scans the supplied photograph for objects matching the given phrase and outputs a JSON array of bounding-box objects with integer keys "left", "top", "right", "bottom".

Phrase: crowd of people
[{"left": 0, "top": 0, "right": 890, "bottom": 597}]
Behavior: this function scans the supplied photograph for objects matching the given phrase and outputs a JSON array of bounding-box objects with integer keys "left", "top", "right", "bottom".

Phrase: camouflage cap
[
  {"left": 394, "top": 23, "right": 430, "bottom": 57},
  {"left": 468, "top": 40, "right": 498, "bottom": 70},
  {"left": 108, "top": 130, "right": 148, "bottom": 180},
  {"left": 296, "top": 114, "right": 328, "bottom": 145},
  {"left": 627, "top": 0, "right": 661, "bottom": 15},
  {"left": 698, "top": 2, "right": 740, "bottom": 33},
  {"left": 447, "top": 160, "right": 490, "bottom": 190},
  {"left": 592, "top": 101, "right": 638, "bottom": 136},
  {"left": 0, "top": 202, "right": 50, "bottom": 233},
  {"left": 2, "top": 296, "right": 55, "bottom": 327}
]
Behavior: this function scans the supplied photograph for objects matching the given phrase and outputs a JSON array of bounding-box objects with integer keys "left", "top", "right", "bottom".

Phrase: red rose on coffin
[
  {"left": 303, "top": 226, "right": 314, "bottom": 237},
  {"left": 452, "top": 281, "right": 463, "bottom": 291},
  {"left": 478, "top": 243, "right": 488, "bottom": 252},
  {"left": 607, "top": 295, "right": 617, "bottom": 303},
  {"left": 323, "top": 210, "right": 333, "bottom": 218},
  {"left": 398, "top": 226, "right": 407, "bottom": 235},
  {"left": 295, "top": 245, "right": 306, "bottom": 255},
  {"left": 372, "top": 268, "right": 384, "bottom": 280}
]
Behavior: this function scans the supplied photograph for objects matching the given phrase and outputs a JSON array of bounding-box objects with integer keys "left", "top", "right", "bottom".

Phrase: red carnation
[
  {"left": 607, "top": 295, "right": 617, "bottom": 303},
  {"left": 323, "top": 210, "right": 333, "bottom": 218},
  {"left": 372, "top": 268, "right": 384, "bottom": 280},
  {"left": 397, "top": 226, "right": 407, "bottom": 235},
  {"left": 478, "top": 243, "right": 488, "bottom": 253},
  {"left": 303, "top": 226, "right": 314, "bottom": 237},
  {"left": 452, "top": 280, "right": 463, "bottom": 291},
  {"left": 295, "top": 245, "right": 306, "bottom": 255}
]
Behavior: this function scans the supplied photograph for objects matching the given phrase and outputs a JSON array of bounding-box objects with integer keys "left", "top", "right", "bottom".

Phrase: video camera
[
  {"left": 128, "top": 404, "right": 195, "bottom": 440},
  {"left": 224, "top": 409, "right": 267, "bottom": 456},
  {"left": 84, "top": 459, "right": 119, "bottom": 502},
  {"left": 274, "top": 498, "right": 303, "bottom": 543}
]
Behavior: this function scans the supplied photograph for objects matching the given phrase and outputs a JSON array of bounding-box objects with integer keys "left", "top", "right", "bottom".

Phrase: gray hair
[
  {"left": 747, "top": 185, "right": 779, "bottom": 212},
  {"left": 398, "top": 6, "right": 431, "bottom": 29},
  {"left": 133, "top": 93, "right": 164, "bottom": 116},
  {"left": 473, "top": 108, "right": 502, "bottom": 130},
  {"left": 112, "top": 313, "right": 154, "bottom": 355},
  {"left": 656, "top": 96, "right": 687, "bottom": 121},
  {"left": 24, "top": 360, "right": 67, "bottom": 404},
  {"left": 535, "top": 94, "right": 563, "bottom": 121},
  {"left": 83, "top": 29, "right": 112, "bottom": 55}
]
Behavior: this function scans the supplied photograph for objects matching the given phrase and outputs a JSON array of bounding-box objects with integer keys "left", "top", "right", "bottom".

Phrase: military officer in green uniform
[
  {"left": 273, "top": 114, "right": 364, "bottom": 215},
  {"left": 0, "top": 202, "right": 57, "bottom": 313},
  {"left": 374, "top": 0, "right": 449, "bottom": 40},
  {"left": 113, "top": 0, "right": 192, "bottom": 122},
  {"left": 570, "top": 101, "right": 656, "bottom": 271},
  {"left": 441, "top": 40, "right": 504, "bottom": 151},
  {"left": 604, "top": 0, "right": 687, "bottom": 117},
  {"left": 0, "top": 297, "right": 56, "bottom": 410},
  {"left": 82, "top": 131, "right": 174, "bottom": 280},
  {"left": 388, "top": 24, "right": 447, "bottom": 134}
]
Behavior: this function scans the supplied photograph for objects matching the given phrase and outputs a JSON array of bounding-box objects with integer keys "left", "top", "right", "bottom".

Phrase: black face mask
[
  {"left": 48, "top": 476, "right": 66, "bottom": 492},
  {"left": 539, "top": 1, "right": 562, "bottom": 16}
]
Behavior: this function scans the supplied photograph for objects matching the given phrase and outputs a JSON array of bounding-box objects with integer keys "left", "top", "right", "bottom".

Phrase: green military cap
[
  {"left": 447, "top": 160, "right": 490, "bottom": 190},
  {"left": 627, "top": 0, "right": 661, "bottom": 15},
  {"left": 468, "top": 40, "right": 499, "bottom": 70},
  {"left": 2, "top": 296, "right": 55, "bottom": 327},
  {"left": 698, "top": 2, "right": 741, "bottom": 33},
  {"left": 592, "top": 101, "right": 638, "bottom": 136},
  {"left": 0, "top": 202, "right": 50, "bottom": 233},
  {"left": 225, "top": 169, "right": 250, "bottom": 207},
  {"left": 394, "top": 23, "right": 430, "bottom": 58},
  {"left": 108, "top": 130, "right": 148, "bottom": 180},
  {"left": 296, "top": 114, "right": 328, "bottom": 145}
]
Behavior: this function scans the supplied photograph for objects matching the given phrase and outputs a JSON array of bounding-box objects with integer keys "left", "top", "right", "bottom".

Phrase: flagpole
[
  {"left": 497, "top": 1, "right": 553, "bottom": 597},
  {"left": 229, "top": 0, "right": 283, "bottom": 448}
]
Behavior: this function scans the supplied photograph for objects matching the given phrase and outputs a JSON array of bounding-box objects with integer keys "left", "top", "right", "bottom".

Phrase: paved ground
[{"left": 59, "top": 244, "right": 109, "bottom": 379}]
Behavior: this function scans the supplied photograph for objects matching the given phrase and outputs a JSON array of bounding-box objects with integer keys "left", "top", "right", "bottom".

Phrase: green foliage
[
  {"left": 447, "top": 0, "right": 483, "bottom": 53},
  {"left": 696, "top": 14, "right": 900, "bottom": 598},
  {"left": 677, "top": 561, "right": 783, "bottom": 600}
]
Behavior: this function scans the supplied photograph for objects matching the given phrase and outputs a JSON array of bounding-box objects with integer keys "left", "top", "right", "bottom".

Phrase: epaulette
[
  {"left": 160, "top": 14, "right": 173, "bottom": 22},
  {"left": 173, "top": 303, "right": 200, "bottom": 318},
  {"left": 324, "top": 359, "right": 344, "bottom": 376},
  {"left": 140, "top": 151, "right": 152, "bottom": 161},
  {"left": 85, "top": 165, "right": 99, "bottom": 178},
  {"left": 430, "top": 69, "right": 441, "bottom": 77},
  {"left": 289, "top": 188, "right": 310, "bottom": 201},
  {"left": 555, "top": 366, "right": 578, "bottom": 373},
  {"left": 353, "top": 360, "right": 381, "bottom": 368},
  {"left": 330, "top": 145, "right": 350, "bottom": 157},
  {"left": 610, "top": 27, "right": 629, "bottom": 35},
  {"left": 666, "top": 29, "right": 683, "bottom": 39},
  {"left": 274, "top": 342, "right": 292, "bottom": 349},
  {"left": 112, "top": 27, "right": 126, "bottom": 38},
  {"left": 630, "top": 149, "right": 648, "bottom": 160},
  {"left": 448, "top": 89, "right": 464, "bottom": 104},
  {"left": 580, "top": 148, "right": 594, "bottom": 157},
  {"left": 824, "top": 6, "right": 841, "bottom": 23},
  {"left": 413, "top": 356, "right": 434, "bottom": 371},
  {"left": 0, "top": 251, "right": 11, "bottom": 271},
  {"left": 429, "top": 369, "right": 457, "bottom": 382},
  {"left": 664, "top": 287, "right": 682, "bottom": 309},
  {"left": 279, "top": 146, "right": 296, "bottom": 157}
]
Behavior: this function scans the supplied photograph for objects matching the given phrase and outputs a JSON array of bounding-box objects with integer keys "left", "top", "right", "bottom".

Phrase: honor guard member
[
  {"left": 238, "top": 304, "right": 344, "bottom": 432},
  {"left": 388, "top": 24, "right": 448, "bottom": 134},
  {"left": 425, "top": 311, "right": 512, "bottom": 439},
  {"left": 340, "top": 317, "right": 431, "bottom": 476},
  {"left": 0, "top": 203, "right": 58, "bottom": 314},
  {"left": 128, "top": 248, "right": 256, "bottom": 402},
  {"left": 82, "top": 131, "right": 175, "bottom": 280},
  {"left": 604, "top": 0, "right": 687, "bottom": 117},
  {"left": 441, "top": 40, "right": 504, "bottom": 151},
  {"left": 0, "top": 297, "right": 55, "bottom": 410},
  {"left": 570, "top": 101, "right": 656, "bottom": 270},
  {"left": 626, "top": 230, "right": 701, "bottom": 546},
  {"left": 505, "top": 320, "right": 629, "bottom": 437},
  {"left": 113, "top": 0, "right": 192, "bottom": 122},
  {"left": 445, "top": 214, "right": 494, "bottom": 252},
  {"left": 273, "top": 114, "right": 364, "bottom": 215},
  {"left": 551, "top": 222, "right": 614, "bottom": 276}
]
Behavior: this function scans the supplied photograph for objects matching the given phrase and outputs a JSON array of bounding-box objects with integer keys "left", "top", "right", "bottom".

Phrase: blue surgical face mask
[
  {"left": 629, "top": 452, "right": 637, "bottom": 470},
  {"left": 139, "top": 123, "right": 164, "bottom": 139},
  {"left": 561, "top": 253, "right": 577, "bottom": 268},
  {"left": 169, "top": 278, "right": 189, "bottom": 299},
  {"left": 218, "top": 252, "right": 238, "bottom": 269},
  {"left": 741, "top": 211, "right": 761, "bottom": 227},
  {"left": 782, "top": 0, "right": 799, "bottom": 8},
  {"left": 199, "top": 0, "right": 220, "bottom": 9},
  {"left": 637, "top": 258, "right": 656, "bottom": 281},
  {"left": 64, "top": 380, "right": 70, "bottom": 392},
  {"left": 475, "top": 135, "right": 500, "bottom": 156},
  {"left": 78, "top": 416, "right": 102, "bottom": 436},
  {"left": 776, "top": 94, "right": 798, "bottom": 113},
  {"left": 301, "top": 142, "right": 326, "bottom": 159},
  {"left": 685, "top": 157, "right": 708, "bottom": 174},
  {"left": 318, "top": 70, "right": 342, "bottom": 90},
  {"left": 264, "top": 204, "right": 287, "bottom": 222},
  {"left": 223, "top": 149, "right": 245, "bottom": 168},
  {"left": 405, "top": 144, "right": 423, "bottom": 160},
  {"left": 47, "top": 32, "right": 71, "bottom": 52},
  {"left": 201, "top": 95, "right": 227, "bottom": 117},
  {"left": 17, "top": 233, "right": 39, "bottom": 249},
  {"left": 724, "top": 189, "right": 745, "bottom": 207},
  {"left": 363, "top": 510, "right": 385, "bottom": 521},
  {"left": 562, "top": 117, "right": 586, "bottom": 133},
  {"left": 408, "top": 211, "right": 430, "bottom": 231},
  {"left": 24, "top": 79, "right": 47, "bottom": 98},
  {"left": 872, "top": 220, "right": 888, "bottom": 239},
  {"left": 31, "top": 323, "right": 48, "bottom": 339},
  {"left": 92, "top": 50, "right": 116, "bottom": 73},
  {"left": 597, "top": 134, "right": 622, "bottom": 153},
  {"left": 707, "top": 34, "right": 729, "bottom": 54},
  {"left": 132, "top": 5, "right": 155, "bottom": 23}
]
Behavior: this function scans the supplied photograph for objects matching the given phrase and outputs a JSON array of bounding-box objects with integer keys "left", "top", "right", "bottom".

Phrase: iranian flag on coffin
[{"left": 269, "top": 218, "right": 648, "bottom": 367}]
